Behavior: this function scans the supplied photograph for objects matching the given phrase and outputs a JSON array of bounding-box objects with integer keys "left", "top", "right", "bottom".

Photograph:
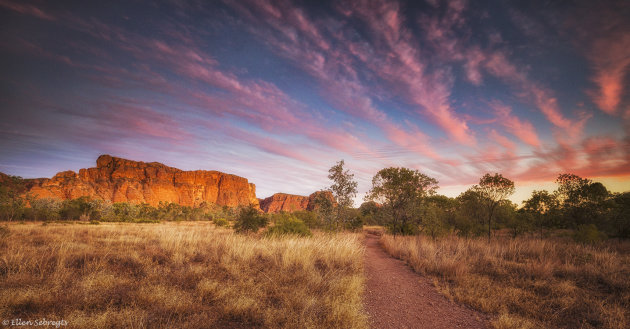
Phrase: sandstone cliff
[
  {"left": 19, "top": 155, "right": 259, "bottom": 208},
  {"left": 260, "top": 191, "right": 335, "bottom": 213}
]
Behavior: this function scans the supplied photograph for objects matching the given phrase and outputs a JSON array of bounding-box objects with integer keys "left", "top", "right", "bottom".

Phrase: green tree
[
  {"left": 522, "top": 190, "right": 558, "bottom": 238},
  {"left": 366, "top": 167, "right": 438, "bottom": 235},
  {"left": 313, "top": 190, "right": 335, "bottom": 230},
  {"left": 420, "top": 195, "right": 456, "bottom": 239},
  {"left": 495, "top": 200, "right": 525, "bottom": 237},
  {"left": 292, "top": 210, "right": 321, "bottom": 229},
  {"left": 554, "top": 174, "right": 610, "bottom": 229},
  {"left": 327, "top": 160, "right": 358, "bottom": 230},
  {"left": 421, "top": 203, "right": 446, "bottom": 239},
  {"left": 474, "top": 173, "right": 515, "bottom": 240},
  {"left": 359, "top": 201, "right": 383, "bottom": 225},
  {"left": 111, "top": 202, "right": 138, "bottom": 221},
  {"left": 454, "top": 189, "right": 487, "bottom": 237},
  {"left": 30, "top": 198, "right": 61, "bottom": 221},
  {"left": 234, "top": 205, "right": 268, "bottom": 233},
  {"left": 59, "top": 196, "right": 95, "bottom": 220},
  {"left": 555, "top": 174, "right": 608, "bottom": 206},
  {"left": 344, "top": 208, "right": 364, "bottom": 231},
  {"left": 607, "top": 192, "right": 630, "bottom": 238},
  {"left": 0, "top": 175, "right": 27, "bottom": 221}
]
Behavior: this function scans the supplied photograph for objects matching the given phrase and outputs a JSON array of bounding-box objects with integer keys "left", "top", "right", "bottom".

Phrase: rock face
[
  {"left": 20, "top": 155, "right": 259, "bottom": 208},
  {"left": 260, "top": 191, "right": 335, "bottom": 213}
]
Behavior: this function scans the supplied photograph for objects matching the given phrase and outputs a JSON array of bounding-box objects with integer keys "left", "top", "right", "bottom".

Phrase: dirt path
[{"left": 363, "top": 233, "right": 489, "bottom": 329}]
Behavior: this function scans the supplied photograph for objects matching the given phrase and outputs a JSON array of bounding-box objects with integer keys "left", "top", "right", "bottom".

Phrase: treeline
[
  {"left": 359, "top": 170, "right": 630, "bottom": 242},
  {"left": 0, "top": 194, "right": 239, "bottom": 224},
  {"left": 2, "top": 163, "right": 629, "bottom": 241}
]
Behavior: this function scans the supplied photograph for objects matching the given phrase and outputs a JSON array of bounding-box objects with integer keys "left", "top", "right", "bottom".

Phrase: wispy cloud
[
  {"left": 484, "top": 51, "right": 590, "bottom": 139},
  {"left": 569, "top": 2, "right": 630, "bottom": 115},
  {"left": 489, "top": 101, "right": 541, "bottom": 147},
  {"left": 0, "top": 0, "right": 55, "bottom": 20}
]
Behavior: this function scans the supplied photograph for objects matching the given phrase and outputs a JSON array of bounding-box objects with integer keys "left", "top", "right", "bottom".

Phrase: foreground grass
[
  {"left": 380, "top": 234, "right": 630, "bottom": 329},
  {"left": 0, "top": 222, "right": 367, "bottom": 329}
]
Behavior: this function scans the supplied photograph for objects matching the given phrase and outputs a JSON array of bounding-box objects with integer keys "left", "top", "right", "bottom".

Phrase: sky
[{"left": 1, "top": 0, "right": 629, "bottom": 205}]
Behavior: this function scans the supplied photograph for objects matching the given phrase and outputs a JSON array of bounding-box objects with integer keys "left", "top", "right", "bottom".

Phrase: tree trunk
[
  {"left": 487, "top": 203, "right": 495, "bottom": 241},
  {"left": 488, "top": 204, "right": 496, "bottom": 242}
]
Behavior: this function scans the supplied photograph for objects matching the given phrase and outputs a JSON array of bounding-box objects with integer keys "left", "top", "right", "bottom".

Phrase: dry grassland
[
  {"left": 0, "top": 222, "right": 367, "bottom": 329},
  {"left": 380, "top": 234, "right": 630, "bottom": 329}
]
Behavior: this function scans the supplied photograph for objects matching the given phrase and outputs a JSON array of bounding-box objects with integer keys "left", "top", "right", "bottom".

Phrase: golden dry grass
[
  {"left": 0, "top": 222, "right": 367, "bottom": 329},
  {"left": 380, "top": 234, "right": 630, "bottom": 329}
]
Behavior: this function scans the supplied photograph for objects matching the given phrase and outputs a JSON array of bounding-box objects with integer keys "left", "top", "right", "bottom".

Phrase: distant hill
[
  {"left": 1, "top": 155, "right": 332, "bottom": 213},
  {"left": 5, "top": 154, "right": 258, "bottom": 208},
  {"left": 259, "top": 191, "right": 335, "bottom": 213}
]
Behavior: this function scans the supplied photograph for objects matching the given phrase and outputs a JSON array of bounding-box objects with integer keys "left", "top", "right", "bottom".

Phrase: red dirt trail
[{"left": 363, "top": 233, "right": 490, "bottom": 329}]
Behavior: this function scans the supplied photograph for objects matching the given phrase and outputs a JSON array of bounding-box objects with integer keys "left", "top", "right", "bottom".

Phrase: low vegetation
[
  {"left": 266, "top": 214, "right": 312, "bottom": 237},
  {"left": 233, "top": 205, "right": 269, "bottom": 233},
  {"left": 0, "top": 222, "right": 367, "bottom": 329},
  {"left": 380, "top": 233, "right": 630, "bottom": 329}
]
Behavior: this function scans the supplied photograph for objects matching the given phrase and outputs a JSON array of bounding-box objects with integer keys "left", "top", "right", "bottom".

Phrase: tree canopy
[
  {"left": 366, "top": 167, "right": 438, "bottom": 235},
  {"left": 474, "top": 173, "right": 515, "bottom": 240}
]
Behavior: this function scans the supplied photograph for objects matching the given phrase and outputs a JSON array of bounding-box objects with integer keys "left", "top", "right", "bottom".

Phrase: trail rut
[{"left": 363, "top": 233, "right": 489, "bottom": 329}]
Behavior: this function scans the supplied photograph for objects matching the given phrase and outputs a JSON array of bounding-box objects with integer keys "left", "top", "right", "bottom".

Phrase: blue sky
[{"left": 1, "top": 0, "right": 629, "bottom": 204}]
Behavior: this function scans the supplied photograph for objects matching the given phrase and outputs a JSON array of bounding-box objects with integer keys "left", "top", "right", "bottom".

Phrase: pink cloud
[
  {"left": 346, "top": 0, "right": 475, "bottom": 145},
  {"left": 0, "top": 0, "right": 55, "bottom": 21},
  {"left": 568, "top": 2, "right": 630, "bottom": 115},
  {"left": 232, "top": 0, "right": 476, "bottom": 146},
  {"left": 381, "top": 122, "right": 443, "bottom": 161},
  {"left": 48, "top": 97, "right": 195, "bottom": 148},
  {"left": 464, "top": 47, "right": 485, "bottom": 85},
  {"left": 513, "top": 133, "right": 630, "bottom": 183},
  {"left": 224, "top": 0, "right": 455, "bottom": 158},
  {"left": 530, "top": 86, "right": 591, "bottom": 139},
  {"left": 5, "top": 4, "right": 382, "bottom": 162},
  {"left": 588, "top": 34, "right": 630, "bottom": 114},
  {"left": 488, "top": 129, "right": 516, "bottom": 151},
  {"left": 216, "top": 124, "right": 320, "bottom": 165},
  {"left": 592, "top": 71, "right": 625, "bottom": 114},
  {"left": 484, "top": 52, "right": 519, "bottom": 81},
  {"left": 4, "top": 37, "right": 74, "bottom": 66},
  {"left": 484, "top": 51, "right": 589, "bottom": 139},
  {"left": 490, "top": 101, "right": 540, "bottom": 147}
]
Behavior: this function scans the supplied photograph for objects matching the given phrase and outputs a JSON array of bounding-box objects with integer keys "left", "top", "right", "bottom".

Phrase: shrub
[
  {"left": 345, "top": 213, "right": 364, "bottom": 232},
  {"left": 387, "top": 222, "right": 418, "bottom": 235},
  {"left": 266, "top": 216, "right": 312, "bottom": 237},
  {"left": 233, "top": 205, "right": 268, "bottom": 233},
  {"left": 29, "top": 198, "right": 61, "bottom": 221},
  {"left": 133, "top": 218, "right": 160, "bottom": 224},
  {"left": 573, "top": 224, "right": 606, "bottom": 244},
  {"left": 213, "top": 217, "right": 229, "bottom": 227},
  {"left": 292, "top": 211, "right": 320, "bottom": 228},
  {"left": 59, "top": 196, "right": 94, "bottom": 220}
]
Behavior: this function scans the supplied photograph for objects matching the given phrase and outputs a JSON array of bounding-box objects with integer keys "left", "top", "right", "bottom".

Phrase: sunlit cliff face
[{"left": 1, "top": 0, "right": 629, "bottom": 203}]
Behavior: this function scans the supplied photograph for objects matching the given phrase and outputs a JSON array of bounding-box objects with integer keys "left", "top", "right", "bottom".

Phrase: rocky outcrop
[
  {"left": 19, "top": 155, "right": 259, "bottom": 208},
  {"left": 260, "top": 191, "right": 335, "bottom": 213}
]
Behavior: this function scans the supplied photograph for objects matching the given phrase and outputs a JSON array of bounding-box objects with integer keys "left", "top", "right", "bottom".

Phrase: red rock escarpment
[
  {"left": 259, "top": 191, "right": 335, "bottom": 213},
  {"left": 20, "top": 155, "right": 259, "bottom": 208}
]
